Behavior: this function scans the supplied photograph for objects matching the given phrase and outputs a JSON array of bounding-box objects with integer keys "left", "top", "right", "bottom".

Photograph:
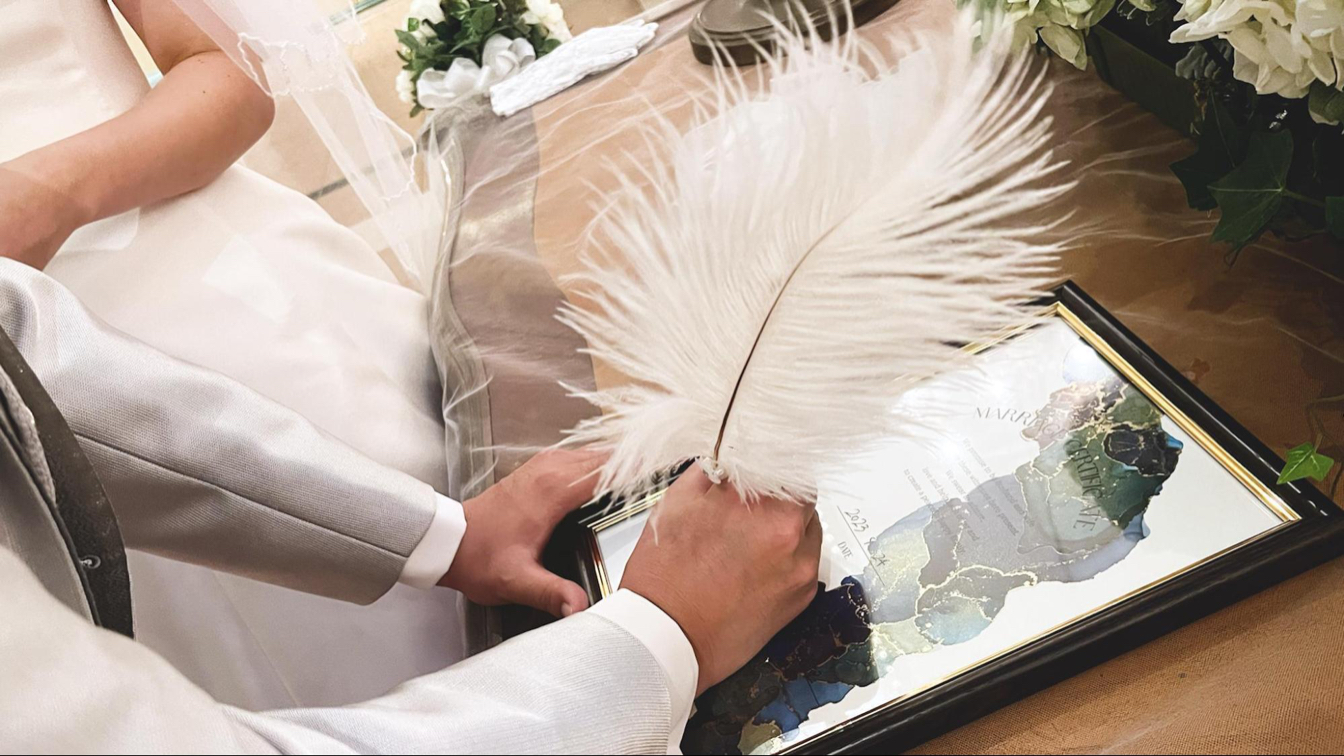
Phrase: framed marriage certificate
[{"left": 552, "top": 281, "right": 1344, "bottom": 755}]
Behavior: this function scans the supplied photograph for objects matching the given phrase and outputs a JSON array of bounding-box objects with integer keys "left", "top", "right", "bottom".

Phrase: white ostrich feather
[{"left": 558, "top": 13, "right": 1071, "bottom": 502}]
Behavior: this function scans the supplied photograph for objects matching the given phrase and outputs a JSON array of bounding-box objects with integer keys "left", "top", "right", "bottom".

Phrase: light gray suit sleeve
[
  {"left": 0, "top": 547, "right": 676, "bottom": 755},
  {"left": 0, "top": 259, "right": 438, "bottom": 604}
]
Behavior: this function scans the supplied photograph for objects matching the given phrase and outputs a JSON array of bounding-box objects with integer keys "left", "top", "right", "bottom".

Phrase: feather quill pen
[{"left": 558, "top": 10, "right": 1070, "bottom": 502}]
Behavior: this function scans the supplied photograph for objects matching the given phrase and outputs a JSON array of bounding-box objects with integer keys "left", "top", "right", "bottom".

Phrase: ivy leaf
[
  {"left": 1171, "top": 99, "right": 1248, "bottom": 211},
  {"left": 470, "top": 5, "right": 497, "bottom": 34},
  {"left": 1209, "top": 129, "right": 1293, "bottom": 249},
  {"left": 1309, "top": 82, "right": 1344, "bottom": 126},
  {"left": 1315, "top": 132, "right": 1344, "bottom": 195},
  {"left": 395, "top": 29, "right": 421, "bottom": 50},
  {"left": 1329, "top": 197, "right": 1344, "bottom": 240},
  {"left": 1278, "top": 441, "right": 1337, "bottom": 485}
]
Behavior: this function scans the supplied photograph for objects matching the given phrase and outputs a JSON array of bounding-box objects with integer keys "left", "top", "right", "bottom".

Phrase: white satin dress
[{"left": 1, "top": 0, "right": 466, "bottom": 708}]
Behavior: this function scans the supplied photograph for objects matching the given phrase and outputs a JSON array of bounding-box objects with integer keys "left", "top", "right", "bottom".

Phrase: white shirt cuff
[
  {"left": 398, "top": 493, "right": 466, "bottom": 588},
  {"left": 589, "top": 588, "right": 699, "bottom": 754}
]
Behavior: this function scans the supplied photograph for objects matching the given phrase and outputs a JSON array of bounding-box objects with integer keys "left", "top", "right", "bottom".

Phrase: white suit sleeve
[
  {"left": 0, "top": 258, "right": 441, "bottom": 604},
  {"left": 590, "top": 590, "right": 699, "bottom": 753},
  {"left": 0, "top": 546, "right": 692, "bottom": 755},
  {"left": 397, "top": 494, "right": 467, "bottom": 588}
]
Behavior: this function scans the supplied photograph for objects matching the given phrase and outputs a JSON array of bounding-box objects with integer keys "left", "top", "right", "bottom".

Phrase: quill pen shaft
[{"left": 711, "top": 222, "right": 844, "bottom": 472}]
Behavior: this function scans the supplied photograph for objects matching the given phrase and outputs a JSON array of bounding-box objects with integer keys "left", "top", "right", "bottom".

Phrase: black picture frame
[{"left": 547, "top": 280, "right": 1344, "bottom": 754}]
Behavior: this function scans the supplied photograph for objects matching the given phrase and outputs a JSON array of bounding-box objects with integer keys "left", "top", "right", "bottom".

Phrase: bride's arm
[{"left": 0, "top": 0, "right": 274, "bottom": 269}]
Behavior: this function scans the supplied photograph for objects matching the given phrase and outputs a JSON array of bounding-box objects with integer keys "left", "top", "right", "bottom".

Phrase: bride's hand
[
  {"left": 0, "top": 160, "right": 88, "bottom": 268},
  {"left": 438, "top": 449, "right": 608, "bottom": 617}
]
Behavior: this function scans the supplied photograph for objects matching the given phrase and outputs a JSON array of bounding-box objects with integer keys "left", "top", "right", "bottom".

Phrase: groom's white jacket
[
  {"left": 0, "top": 542, "right": 689, "bottom": 754},
  {"left": 0, "top": 258, "right": 445, "bottom": 604},
  {"left": 0, "top": 258, "right": 696, "bottom": 753}
]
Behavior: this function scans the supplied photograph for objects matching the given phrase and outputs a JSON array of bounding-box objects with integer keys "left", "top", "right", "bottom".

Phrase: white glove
[{"left": 490, "top": 21, "right": 659, "bottom": 117}]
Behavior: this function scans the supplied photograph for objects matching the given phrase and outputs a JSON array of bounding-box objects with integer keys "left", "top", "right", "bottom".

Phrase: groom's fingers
[
  {"left": 541, "top": 448, "right": 611, "bottom": 513},
  {"left": 511, "top": 564, "right": 590, "bottom": 618}
]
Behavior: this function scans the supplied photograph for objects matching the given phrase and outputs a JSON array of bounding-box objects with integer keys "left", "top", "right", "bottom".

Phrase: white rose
[
  {"left": 420, "top": 22, "right": 438, "bottom": 40},
  {"left": 980, "top": 0, "right": 1113, "bottom": 70},
  {"left": 407, "top": 0, "right": 445, "bottom": 25},
  {"left": 1298, "top": 0, "right": 1344, "bottom": 42},
  {"left": 1171, "top": 0, "right": 1344, "bottom": 99},
  {"left": 1230, "top": 32, "right": 1315, "bottom": 97},
  {"left": 546, "top": 18, "right": 573, "bottom": 42},
  {"left": 523, "top": 0, "right": 559, "bottom": 19},
  {"left": 395, "top": 69, "right": 416, "bottom": 105},
  {"left": 1298, "top": 0, "right": 1344, "bottom": 86},
  {"left": 1174, "top": 0, "right": 1214, "bottom": 24},
  {"left": 522, "top": 0, "right": 571, "bottom": 42}
]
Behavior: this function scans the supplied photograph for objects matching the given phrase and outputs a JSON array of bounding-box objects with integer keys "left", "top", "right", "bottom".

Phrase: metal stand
[{"left": 688, "top": 0, "right": 902, "bottom": 65}]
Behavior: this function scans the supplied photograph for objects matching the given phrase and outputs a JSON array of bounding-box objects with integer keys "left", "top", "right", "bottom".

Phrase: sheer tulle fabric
[{"left": 171, "top": 0, "right": 444, "bottom": 293}]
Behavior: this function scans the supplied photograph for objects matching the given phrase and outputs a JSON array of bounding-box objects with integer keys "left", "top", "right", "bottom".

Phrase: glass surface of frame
[{"left": 581, "top": 300, "right": 1298, "bottom": 755}]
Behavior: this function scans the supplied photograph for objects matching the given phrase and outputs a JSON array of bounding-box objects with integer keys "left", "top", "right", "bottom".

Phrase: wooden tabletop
[{"left": 454, "top": 0, "right": 1344, "bottom": 749}]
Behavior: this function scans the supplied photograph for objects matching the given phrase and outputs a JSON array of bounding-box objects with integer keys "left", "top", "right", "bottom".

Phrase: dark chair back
[{"left": 0, "top": 327, "right": 132, "bottom": 638}]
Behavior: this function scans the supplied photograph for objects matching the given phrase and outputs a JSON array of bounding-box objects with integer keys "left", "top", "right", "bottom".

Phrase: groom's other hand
[
  {"left": 621, "top": 467, "right": 822, "bottom": 695},
  {"left": 438, "top": 449, "right": 606, "bottom": 618}
]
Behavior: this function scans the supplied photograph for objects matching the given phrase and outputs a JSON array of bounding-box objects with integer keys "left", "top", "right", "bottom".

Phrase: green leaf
[
  {"left": 1278, "top": 441, "right": 1336, "bottom": 485},
  {"left": 1208, "top": 129, "right": 1293, "bottom": 249},
  {"left": 395, "top": 29, "right": 421, "bottom": 50},
  {"left": 1314, "top": 131, "right": 1344, "bottom": 194},
  {"left": 1171, "top": 100, "right": 1248, "bottom": 211},
  {"left": 1329, "top": 196, "right": 1344, "bottom": 240},
  {"left": 469, "top": 5, "right": 497, "bottom": 34},
  {"left": 1309, "top": 82, "right": 1344, "bottom": 125}
]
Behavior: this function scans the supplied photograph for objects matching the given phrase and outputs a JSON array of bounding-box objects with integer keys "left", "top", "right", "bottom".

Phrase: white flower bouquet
[
  {"left": 1170, "top": 0, "right": 1344, "bottom": 112},
  {"left": 970, "top": 0, "right": 1343, "bottom": 250},
  {"left": 395, "top": 0, "right": 572, "bottom": 115},
  {"left": 993, "top": 0, "right": 1129, "bottom": 69}
]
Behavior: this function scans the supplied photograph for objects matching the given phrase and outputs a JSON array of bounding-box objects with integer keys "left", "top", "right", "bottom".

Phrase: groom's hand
[
  {"left": 621, "top": 467, "right": 822, "bottom": 695},
  {"left": 438, "top": 449, "right": 605, "bottom": 617}
]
